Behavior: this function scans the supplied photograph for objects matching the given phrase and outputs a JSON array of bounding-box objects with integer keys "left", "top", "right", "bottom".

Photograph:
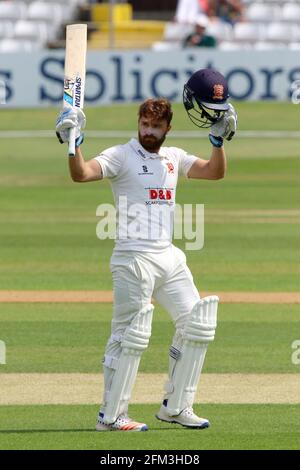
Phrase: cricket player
[{"left": 56, "top": 69, "right": 237, "bottom": 432}]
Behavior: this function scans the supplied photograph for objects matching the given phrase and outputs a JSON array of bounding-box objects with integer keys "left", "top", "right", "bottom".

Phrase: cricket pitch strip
[
  {"left": 1, "top": 291, "right": 300, "bottom": 303},
  {"left": 0, "top": 373, "right": 299, "bottom": 405}
]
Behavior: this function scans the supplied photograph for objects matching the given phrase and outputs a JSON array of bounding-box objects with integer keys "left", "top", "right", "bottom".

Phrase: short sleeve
[
  {"left": 94, "top": 145, "right": 124, "bottom": 179},
  {"left": 178, "top": 149, "right": 198, "bottom": 177}
]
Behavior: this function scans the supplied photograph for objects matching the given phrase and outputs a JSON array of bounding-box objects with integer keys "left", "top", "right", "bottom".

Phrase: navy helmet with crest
[{"left": 183, "top": 69, "right": 230, "bottom": 128}]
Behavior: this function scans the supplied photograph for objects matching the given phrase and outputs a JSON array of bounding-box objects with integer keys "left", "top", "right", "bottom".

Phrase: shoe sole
[
  {"left": 96, "top": 424, "right": 148, "bottom": 432},
  {"left": 155, "top": 414, "right": 210, "bottom": 429}
]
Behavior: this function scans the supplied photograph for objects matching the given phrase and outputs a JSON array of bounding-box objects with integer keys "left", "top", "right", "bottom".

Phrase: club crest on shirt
[{"left": 166, "top": 162, "right": 174, "bottom": 174}]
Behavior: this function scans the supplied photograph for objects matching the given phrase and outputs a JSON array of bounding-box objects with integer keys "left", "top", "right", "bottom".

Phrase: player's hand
[
  {"left": 209, "top": 103, "right": 237, "bottom": 146},
  {"left": 56, "top": 107, "right": 86, "bottom": 147}
]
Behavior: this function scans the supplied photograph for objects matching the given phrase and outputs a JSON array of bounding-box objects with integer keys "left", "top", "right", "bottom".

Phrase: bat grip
[{"left": 68, "top": 128, "right": 76, "bottom": 157}]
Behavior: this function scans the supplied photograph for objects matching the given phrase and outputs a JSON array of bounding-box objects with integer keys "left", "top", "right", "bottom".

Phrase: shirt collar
[{"left": 129, "top": 138, "right": 167, "bottom": 160}]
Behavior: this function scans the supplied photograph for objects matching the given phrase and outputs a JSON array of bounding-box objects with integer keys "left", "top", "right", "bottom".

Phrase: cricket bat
[{"left": 63, "top": 24, "right": 87, "bottom": 156}]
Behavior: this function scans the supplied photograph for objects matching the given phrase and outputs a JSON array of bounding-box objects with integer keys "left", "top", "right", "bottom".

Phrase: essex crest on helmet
[{"left": 183, "top": 68, "right": 230, "bottom": 128}]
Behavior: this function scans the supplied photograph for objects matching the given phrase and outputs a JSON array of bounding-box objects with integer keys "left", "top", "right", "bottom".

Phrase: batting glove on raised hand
[
  {"left": 56, "top": 107, "right": 86, "bottom": 148},
  {"left": 209, "top": 103, "right": 237, "bottom": 147}
]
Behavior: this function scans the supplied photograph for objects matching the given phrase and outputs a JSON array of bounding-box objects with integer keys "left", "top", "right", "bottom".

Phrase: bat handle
[{"left": 68, "top": 127, "right": 76, "bottom": 157}]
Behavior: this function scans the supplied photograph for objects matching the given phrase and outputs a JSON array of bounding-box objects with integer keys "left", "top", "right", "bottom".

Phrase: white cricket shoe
[
  {"left": 156, "top": 403, "right": 210, "bottom": 429},
  {"left": 96, "top": 412, "right": 148, "bottom": 432}
]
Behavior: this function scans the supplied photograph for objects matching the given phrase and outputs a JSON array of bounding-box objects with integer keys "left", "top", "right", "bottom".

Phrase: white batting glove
[
  {"left": 56, "top": 107, "right": 86, "bottom": 146},
  {"left": 210, "top": 103, "right": 237, "bottom": 143}
]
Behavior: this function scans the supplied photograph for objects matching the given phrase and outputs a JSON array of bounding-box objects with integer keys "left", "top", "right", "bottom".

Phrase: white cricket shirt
[{"left": 94, "top": 138, "right": 198, "bottom": 252}]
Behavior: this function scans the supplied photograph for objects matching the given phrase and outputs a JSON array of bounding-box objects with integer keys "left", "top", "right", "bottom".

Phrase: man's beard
[{"left": 138, "top": 132, "right": 167, "bottom": 152}]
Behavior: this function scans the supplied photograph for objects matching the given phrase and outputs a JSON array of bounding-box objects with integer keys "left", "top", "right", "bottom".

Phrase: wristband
[
  {"left": 75, "top": 133, "right": 84, "bottom": 148},
  {"left": 209, "top": 134, "right": 223, "bottom": 148}
]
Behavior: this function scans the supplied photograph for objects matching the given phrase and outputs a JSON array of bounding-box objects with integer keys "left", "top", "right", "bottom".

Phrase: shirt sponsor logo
[
  {"left": 145, "top": 187, "right": 174, "bottom": 205},
  {"left": 149, "top": 188, "right": 172, "bottom": 200}
]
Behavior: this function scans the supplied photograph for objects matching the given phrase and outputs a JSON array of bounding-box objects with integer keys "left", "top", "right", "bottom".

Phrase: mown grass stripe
[
  {"left": 0, "top": 373, "right": 299, "bottom": 405},
  {"left": 1, "top": 291, "right": 300, "bottom": 303},
  {"left": 1, "top": 130, "right": 300, "bottom": 139}
]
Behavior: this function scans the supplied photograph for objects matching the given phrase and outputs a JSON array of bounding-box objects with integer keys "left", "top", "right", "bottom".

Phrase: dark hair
[{"left": 138, "top": 98, "right": 173, "bottom": 125}]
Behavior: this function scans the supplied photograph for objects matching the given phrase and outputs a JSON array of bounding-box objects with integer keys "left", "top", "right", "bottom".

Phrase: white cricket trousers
[
  {"left": 106, "top": 243, "right": 200, "bottom": 356},
  {"left": 111, "top": 244, "right": 200, "bottom": 332}
]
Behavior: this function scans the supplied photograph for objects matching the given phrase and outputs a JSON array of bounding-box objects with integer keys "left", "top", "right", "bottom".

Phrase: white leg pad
[
  {"left": 102, "top": 303, "right": 153, "bottom": 424},
  {"left": 165, "top": 296, "right": 219, "bottom": 416}
]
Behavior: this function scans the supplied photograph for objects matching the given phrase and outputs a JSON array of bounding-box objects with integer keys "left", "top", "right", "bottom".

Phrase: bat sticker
[{"left": 63, "top": 76, "right": 82, "bottom": 107}]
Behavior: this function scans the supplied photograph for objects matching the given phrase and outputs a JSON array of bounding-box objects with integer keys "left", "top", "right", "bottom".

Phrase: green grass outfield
[
  {"left": 0, "top": 404, "right": 299, "bottom": 450},
  {"left": 0, "top": 102, "right": 300, "bottom": 450},
  {"left": 0, "top": 303, "right": 299, "bottom": 374}
]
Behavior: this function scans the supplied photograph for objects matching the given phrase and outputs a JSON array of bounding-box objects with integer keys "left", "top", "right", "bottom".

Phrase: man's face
[
  {"left": 138, "top": 116, "right": 171, "bottom": 152},
  {"left": 195, "top": 25, "right": 205, "bottom": 34}
]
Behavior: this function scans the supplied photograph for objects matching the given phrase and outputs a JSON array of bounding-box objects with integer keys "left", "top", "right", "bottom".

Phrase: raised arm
[
  {"left": 187, "top": 146, "right": 226, "bottom": 180},
  {"left": 69, "top": 147, "right": 102, "bottom": 182},
  {"left": 56, "top": 107, "right": 102, "bottom": 183},
  {"left": 188, "top": 103, "right": 237, "bottom": 180}
]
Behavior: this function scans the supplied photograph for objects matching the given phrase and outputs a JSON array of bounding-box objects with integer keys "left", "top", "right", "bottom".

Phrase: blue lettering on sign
[
  {"left": 111, "top": 56, "right": 125, "bottom": 101},
  {"left": 26, "top": 52, "right": 300, "bottom": 106},
  {"left": 204, "top": 61, "right": 215, "bottom": 70},
  {"left": 40, "top": 57, "right": 107, "bottom": 104},
  {"left": 183, "top": 54, "right": 197, "bottom": 81},
  {"left": 0, "top": 70, "right": 13, "bottom": 102},
  {"left": 259, "top": 68, "right": 283, "bottom": 99},
  {"left": 150, "top": 70, "right": 178, "bottom": 100},
  {"left": 40, "top": 57, "right": 64, "bottom": 102},
  {"left": 288, "top": 67, "right": 300, "bottom": 99},
  {"left": 131, "top": 69, "right": 144, "bottom": 101},
  {"left": 85, "top": 69, "right": 106, "bottom": 102},
  {"left": 225, "top": 68, "right": 254, "bottom": 100},
  {"left": 131, "top": 55, "right": 144, "bottom": 101}
]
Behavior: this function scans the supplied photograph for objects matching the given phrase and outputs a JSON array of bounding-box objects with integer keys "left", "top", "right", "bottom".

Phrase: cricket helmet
[{"left": 183, "top": 68, "right": 230, "bottom": 128}]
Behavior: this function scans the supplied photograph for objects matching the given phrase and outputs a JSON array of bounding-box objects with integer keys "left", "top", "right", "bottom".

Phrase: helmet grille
[{"left": 183, "top": 85, "right": 224, "bottom": 129}]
